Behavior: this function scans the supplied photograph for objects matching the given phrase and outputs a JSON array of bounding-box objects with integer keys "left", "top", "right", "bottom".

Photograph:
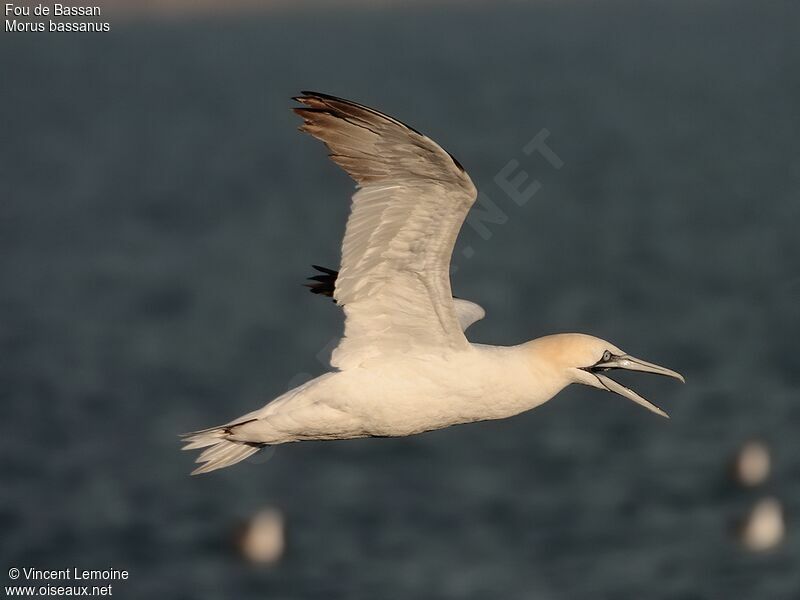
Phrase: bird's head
[{"left": 529, "top": 333, "right": 684, "bottom": 418}]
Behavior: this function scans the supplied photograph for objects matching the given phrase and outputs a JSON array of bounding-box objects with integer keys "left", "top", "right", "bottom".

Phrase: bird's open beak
[{"left": 586, "top": 355, "right": 685, "bottom": 419}]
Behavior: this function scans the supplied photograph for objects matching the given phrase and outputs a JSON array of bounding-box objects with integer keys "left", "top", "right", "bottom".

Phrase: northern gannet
[{"left": 182, "top": 92, "right": 684, "bottom": 475}]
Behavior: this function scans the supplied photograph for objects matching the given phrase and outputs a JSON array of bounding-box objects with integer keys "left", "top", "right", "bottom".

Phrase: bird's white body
[
  {"left": 182, "top": 92, "right": 683, "bottom": 474},
  {"left": 229, "top": 343, "right": 563, "bottom": 445}
]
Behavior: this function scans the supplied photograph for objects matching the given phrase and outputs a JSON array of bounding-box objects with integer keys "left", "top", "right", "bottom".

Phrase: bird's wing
[
  {"left": 294, "top": 92, "right": 478, "bottom": 369},
  {"left": 452, "top": 298, "right": 486, "bottom": 331}
]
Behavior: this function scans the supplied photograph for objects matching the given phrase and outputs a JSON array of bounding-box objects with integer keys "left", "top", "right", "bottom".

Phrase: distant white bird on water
[{"left": 182, "top": 92, "right": 684, "bottom": 475}]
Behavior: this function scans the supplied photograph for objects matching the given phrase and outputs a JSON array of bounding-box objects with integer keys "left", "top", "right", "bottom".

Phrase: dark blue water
[{"left": 2, "top": 2, "right": 799, "bottom": 598}]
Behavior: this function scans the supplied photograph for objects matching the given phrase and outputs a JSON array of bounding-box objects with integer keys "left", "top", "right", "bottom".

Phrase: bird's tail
[{"left": 181, "top": 421, "right": 266, "bottom": 475}]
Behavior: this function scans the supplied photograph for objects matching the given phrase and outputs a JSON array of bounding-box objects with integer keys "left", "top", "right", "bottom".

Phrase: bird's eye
[{"left": 602, "top": 350, "right": 612, "bottom": 362}]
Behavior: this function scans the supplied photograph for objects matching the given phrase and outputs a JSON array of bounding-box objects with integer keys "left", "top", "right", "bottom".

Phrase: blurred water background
[{"left": 2, "top": 1, "right": 799, "bottom": 598}]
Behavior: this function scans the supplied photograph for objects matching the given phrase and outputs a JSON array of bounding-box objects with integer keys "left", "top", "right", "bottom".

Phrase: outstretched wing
[{"left": 294, "top": 92, "right": 478, "bottom": 368}]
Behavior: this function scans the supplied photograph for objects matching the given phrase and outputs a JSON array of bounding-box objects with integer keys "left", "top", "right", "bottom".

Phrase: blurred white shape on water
[
  {"left": 739, "top": 497, "right": 785, "bottom": 552},
  {"left": 733, "top": 440, "right": 771, "bottom": 487},
  {"left": 237, "top": 508, "right": 285, "bottom": 565}
]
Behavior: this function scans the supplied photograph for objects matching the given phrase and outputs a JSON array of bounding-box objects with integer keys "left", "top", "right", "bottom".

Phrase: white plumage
[{"left": 182, "top": 92, "right": 683, "bottom": 475}]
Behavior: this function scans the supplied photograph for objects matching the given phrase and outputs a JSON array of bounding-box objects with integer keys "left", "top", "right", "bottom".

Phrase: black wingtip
[
  {"left": 311, "top": 264, "right": 337, "bottom": 275},
  {"left": 292, "top": 92, "right": 466, "bottom": 173},
  {"left": 295, "top": 91, "right": 340, "bottom": 103},
  {"left": 304, "top": 265, "right": 339, "bottom": 301},
  {"left": 299, "top": 90, "right": 334, "bottom": 99}
]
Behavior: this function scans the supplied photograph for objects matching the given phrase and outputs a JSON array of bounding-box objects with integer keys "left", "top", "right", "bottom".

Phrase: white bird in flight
[{"left": 182, "top": 91, "right": 684, "bottom": 475}]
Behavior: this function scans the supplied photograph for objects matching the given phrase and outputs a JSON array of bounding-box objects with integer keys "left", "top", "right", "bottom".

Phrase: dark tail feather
[{"left": 304, "top": 265, "right": 338, "bottom": 301}]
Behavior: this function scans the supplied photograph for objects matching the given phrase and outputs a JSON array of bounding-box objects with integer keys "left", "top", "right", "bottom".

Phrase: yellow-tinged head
[{"left": 527, "top": 333, "right": 685, "bottom": 418}]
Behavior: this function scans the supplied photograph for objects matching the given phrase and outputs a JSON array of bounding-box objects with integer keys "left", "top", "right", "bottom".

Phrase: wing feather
[{"left": 294, "top": 92, "right": 478, "bottom": 368}]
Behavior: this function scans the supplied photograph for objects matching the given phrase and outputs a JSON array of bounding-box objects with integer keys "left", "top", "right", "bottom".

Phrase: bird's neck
[
  {"left": 471, "top": 342, "right": 572, "bottom": 410},
  {"left": 523, "top": 344, "right": 573, "bottom": 402}
]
